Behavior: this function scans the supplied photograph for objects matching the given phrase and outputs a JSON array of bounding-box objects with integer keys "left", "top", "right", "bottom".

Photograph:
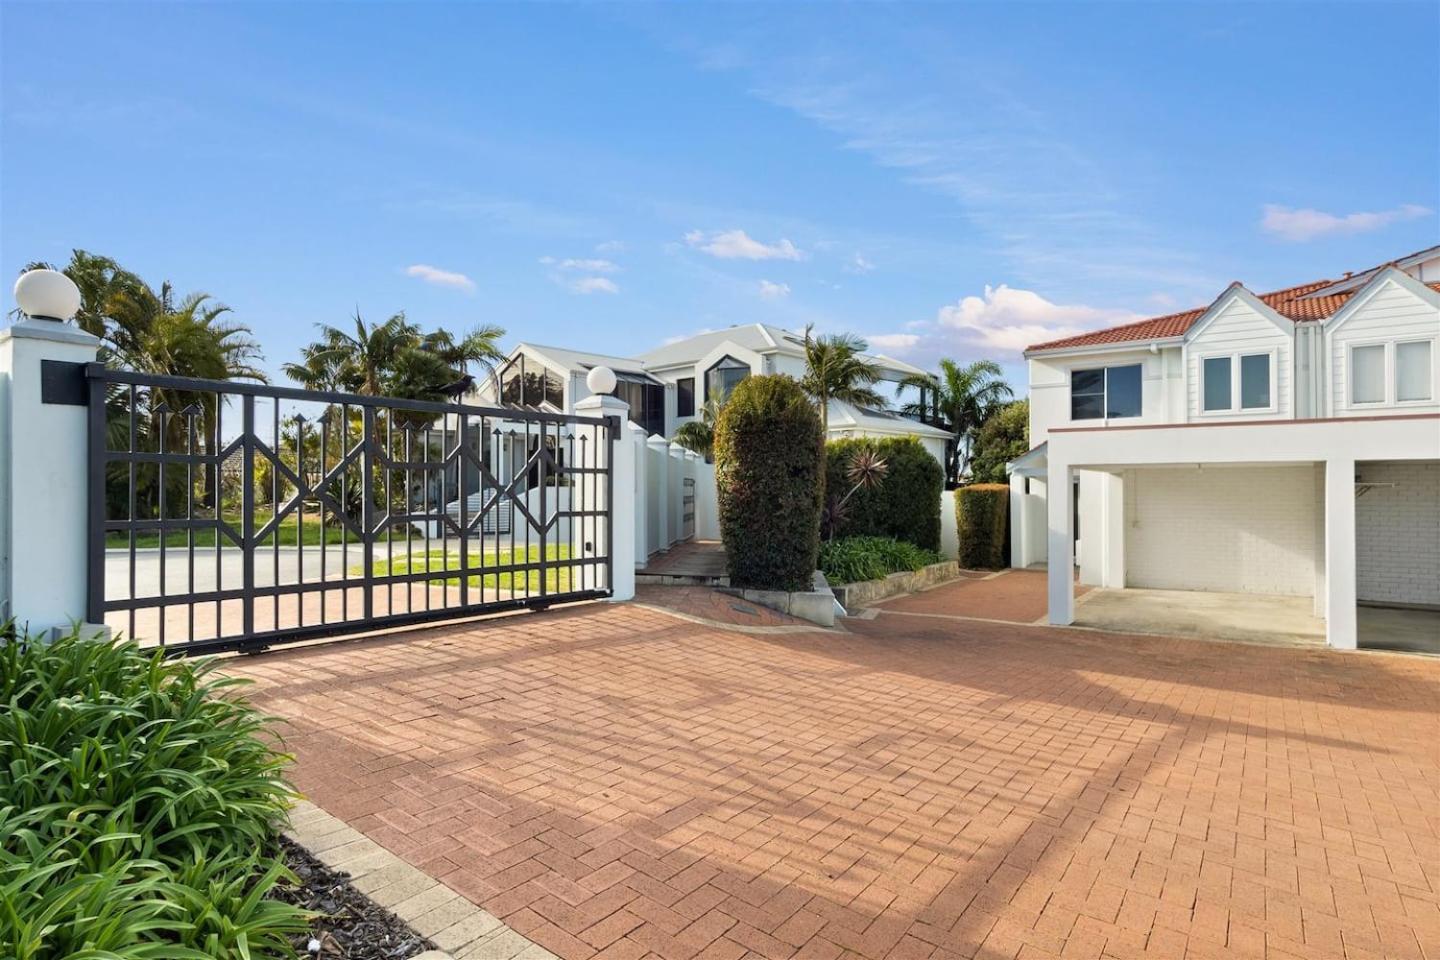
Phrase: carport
[{"left": 1040, "top": 415, "right": 1440, "bottom": 651}]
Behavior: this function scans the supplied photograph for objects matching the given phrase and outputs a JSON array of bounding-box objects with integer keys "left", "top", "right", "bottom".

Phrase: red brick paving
[
  {"left": 228, "top": 600, "right": 1440, "bottom": 960},
  {"left": 876, "top": 569, "right": 1089, "bottom": 624}
]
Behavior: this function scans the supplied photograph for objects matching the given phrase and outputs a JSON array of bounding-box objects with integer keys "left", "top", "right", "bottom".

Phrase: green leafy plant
[
  {"left": 0, "top": 626, "right": 309, "bottom": 957},
  {"left": 969, "top": 399, "right": 1030, "bottom": 484},
  {"left": 956, "top": 483, "right": 1010, "bottom": 569},
  {"left": 713, "top": 375, "right": 824, "bottom": 591},
  {"left": 819, "top": 536, "right": 942, "bottom": 585},
  {"left": 825, "top": 437, "right": 944, "bottom": 551}
]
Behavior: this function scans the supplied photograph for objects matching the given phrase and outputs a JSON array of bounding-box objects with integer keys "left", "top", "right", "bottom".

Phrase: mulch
[{"left": 278, "top": 837, "right": 436, "bottom": 960}]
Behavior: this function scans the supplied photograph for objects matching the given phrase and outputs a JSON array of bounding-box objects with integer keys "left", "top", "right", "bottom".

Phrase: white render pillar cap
[
  {"left": 13, "top": 268, "right": 82, "bottom": 322},
  {"left": 586, "top": 365, "right": 617, "bottom": 395}
]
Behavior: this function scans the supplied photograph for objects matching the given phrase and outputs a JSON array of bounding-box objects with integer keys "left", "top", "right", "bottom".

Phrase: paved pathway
[{"left": 227, "top": 597, "right": 1440, "bottom": 960}]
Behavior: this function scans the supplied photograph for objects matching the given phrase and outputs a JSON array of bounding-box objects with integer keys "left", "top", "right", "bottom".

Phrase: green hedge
[
  {"left": 956, "top": 483, "right": 1009, "bottom": 568},
  {"left": 826, "top": 436, "right": 943, "bottom": 551},
  {"left": 819, "top": 536, "right": 942, "bottom": 585},
  {"left": 714, "top": 375, "right": 824, "bottom": 591},
  {"left": 0, "top": 626, "right": 308, "bottom": 957}
]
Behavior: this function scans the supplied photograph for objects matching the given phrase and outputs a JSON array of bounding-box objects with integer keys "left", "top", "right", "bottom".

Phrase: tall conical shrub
[{"left": 713, "top": 375, "right": 824, "bottom": 591}]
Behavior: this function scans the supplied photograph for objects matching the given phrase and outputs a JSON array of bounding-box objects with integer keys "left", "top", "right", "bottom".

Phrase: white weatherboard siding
[
  {"left": 1356, "top": 460, "right": 1440, "bottom": 606},
  {"left": 1125, "top": 465, "right": 1317, "bottom": 596},
  {"left": 1185, "top": 297, "right": 1291, "bottom": 421},
  {"left": 1330, "top": 278, "right": 1440, "bottom": 417}
]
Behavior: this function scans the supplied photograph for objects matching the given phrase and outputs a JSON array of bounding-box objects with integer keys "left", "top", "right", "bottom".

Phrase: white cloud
[
  {"left": 568, "top": 276, "right": 619, "bottom": 295},
  {"left": 405, "top": 264, "right": 475, "bottom": 292},
  {"left": 543, "top": 256, "right": 619, "bottom": 273},
  {"left": 846, "top": 253, "right": 875, "bottom": 274},
  {"left": 684, "top": 229, "right": 804, "bottom": 261},
  {"left": 1260, "top": 203, "right": 1432, "bottom": 242},
  {"left": 936, "top": 284, "right": 1142, "bottom": 353},
  {"left": 758, "top": 279, "right": 791, "bottom": 299},
  {"left": 595, "top": 240, "right": 626, "bottom": 254},
  {"left": 865, "top": 333, "right": 919, "bottom": 352}
]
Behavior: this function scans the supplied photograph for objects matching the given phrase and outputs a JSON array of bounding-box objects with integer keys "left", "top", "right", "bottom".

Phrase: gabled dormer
[
  {"left": 1322, "top": 267, "right": 1440, "bottom": 418},
  {"left": 1181, "top": 283, "right": 1294, "bottom": 421}
]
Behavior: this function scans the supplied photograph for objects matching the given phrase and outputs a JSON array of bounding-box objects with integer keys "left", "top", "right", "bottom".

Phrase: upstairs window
[
  {"left": 1070, "top": 364, "right": 1141, "bottom": 420},
  {"left": 1351, "top": 344, "right": 1386, "bottom": 405},
  {"left": 705, "top": 356, "right": 750, "bottom": 406},
  {"left": 1397, "top": 340, "right": 1433, "bottom": 402},
  {"left": 1203, "top": 352, "right": 1273, "bottom": 413},
  {"left": 676, "top": 377, "right": 695, "bottom": 418}
]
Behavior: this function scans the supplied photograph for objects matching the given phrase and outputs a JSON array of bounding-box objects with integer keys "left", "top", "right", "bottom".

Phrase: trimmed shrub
[
  {"left": 714, "top": 375, "right": 824, "bottom": 591},
  {"left": 970, "top": 399, "right": 1030, "bottom": 484},
  {"left": 0, "top": 626, "right": 308, "bottom": 957},
  {"left": 819, "top": 536, "right": 942, "bottom": 585},
  {"left": 956, "top": 483, "right": 1009, "bottom": 568},
  {"left": 825, "top": 436, "right": 944, "bottom": 550}
]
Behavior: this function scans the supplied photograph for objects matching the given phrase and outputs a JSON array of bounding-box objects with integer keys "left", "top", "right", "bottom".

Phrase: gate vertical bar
[
  {"left": 241, "top": 394, "right": 256, "bottom": 639},
  {"left": 361, "top": 405, "right": 376, "bottom": 622},
  {"left": 458, "top": 410, "right": 469, "bottom": 608},
  {"left": 85, "top": 369, "right": 107, "bottom": 626}
]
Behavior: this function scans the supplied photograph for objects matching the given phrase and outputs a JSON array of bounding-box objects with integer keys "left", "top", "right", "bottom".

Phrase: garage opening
[{"left": 1355, "top": 459, "right": 1440, "bottom": 654}]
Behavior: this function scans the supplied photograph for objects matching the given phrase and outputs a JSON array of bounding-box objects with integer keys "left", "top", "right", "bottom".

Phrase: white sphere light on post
[
  {"left": 13, "top": 269, "right": 83, "bottom": 323},
  {"left": 586, "top": 365, "right": 617, "bottom": 396}
]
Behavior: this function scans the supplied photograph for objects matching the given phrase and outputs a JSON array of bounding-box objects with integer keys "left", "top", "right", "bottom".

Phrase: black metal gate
[{"left": 86, "top": 366, "right": 615, "bottom": 655}]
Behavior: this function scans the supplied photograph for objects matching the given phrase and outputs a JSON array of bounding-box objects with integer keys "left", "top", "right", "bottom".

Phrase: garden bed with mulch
[{"left": 278, "top": 837, "right": 436, "bottom": 960}]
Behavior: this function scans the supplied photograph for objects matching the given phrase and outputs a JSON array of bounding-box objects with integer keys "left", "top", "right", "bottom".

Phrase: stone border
[
  {"left": 285, "top": 800, "right": 557, "bottom": 960},
  {"left": 830, "top": 560, "right": 962, "bottom": 609}
]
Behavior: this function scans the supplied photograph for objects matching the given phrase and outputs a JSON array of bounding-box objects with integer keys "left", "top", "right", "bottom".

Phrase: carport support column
[
  {"left": 1324, "top": 457, "right": 1357, "bottom": 649},
  {"left": 575, "top": 393, "right": 635, "bottom": 603},
  {"left": 1046, "top": 459, "right": 1075, "bottom": 625}
]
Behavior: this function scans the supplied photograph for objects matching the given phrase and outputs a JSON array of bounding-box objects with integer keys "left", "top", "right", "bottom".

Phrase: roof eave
[{"left": 1023, "top": 335, "right": 1185, "bottom": 360}]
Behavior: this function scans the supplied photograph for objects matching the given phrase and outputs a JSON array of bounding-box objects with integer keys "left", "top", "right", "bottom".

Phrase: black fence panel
[{"left": 86, "top": 365, "right": 615, "bottom": 655}]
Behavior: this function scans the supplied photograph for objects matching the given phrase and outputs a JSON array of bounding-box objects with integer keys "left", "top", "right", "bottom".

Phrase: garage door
[{"left": 1125, "top": 465, "right": 1317, "bottom": 596}]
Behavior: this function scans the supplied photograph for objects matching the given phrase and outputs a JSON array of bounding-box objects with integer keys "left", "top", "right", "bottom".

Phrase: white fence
[{"left": 631, "top": 424, "right": 719, "bottom": 564}]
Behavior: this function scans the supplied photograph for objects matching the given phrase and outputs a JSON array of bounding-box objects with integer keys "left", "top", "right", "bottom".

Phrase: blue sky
[{"left": 3, "top": 2, "right": 1437, "bottom": 392}]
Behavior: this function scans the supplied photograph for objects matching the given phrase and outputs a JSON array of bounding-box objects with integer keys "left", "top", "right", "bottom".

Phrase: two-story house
[
  {"left": 1008, "top": 246, "right": 1440, "bottom": 650},
  {"left": 475, "top": 323, "right": 951, "bottom": 464}
]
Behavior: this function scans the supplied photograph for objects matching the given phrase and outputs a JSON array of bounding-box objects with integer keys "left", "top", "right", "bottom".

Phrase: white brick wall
[
  {"left": 1124, "top": 465, "right": 1317, "bottom": 596},
  {"left": 1356, "top": 460, "right": 1440, "bottom": 606}
]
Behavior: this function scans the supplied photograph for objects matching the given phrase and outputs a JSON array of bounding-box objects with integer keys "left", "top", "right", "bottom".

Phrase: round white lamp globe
[
  {"left": 586, "top": 365, "right": 617, "bottom": 395},
  {"left": 13, "top": 269, "right": 82, "bottom": 322}
]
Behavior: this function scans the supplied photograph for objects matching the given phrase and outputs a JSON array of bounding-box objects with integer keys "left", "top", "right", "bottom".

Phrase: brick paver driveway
[{"left": 229, "top": 597, "right": 1440, "bottom": 960}]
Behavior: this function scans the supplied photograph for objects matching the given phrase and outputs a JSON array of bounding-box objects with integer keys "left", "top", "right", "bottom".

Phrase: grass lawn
[
  {"left": 370, "top": 545, "right": 575, "bottom": 593},
  {"left": 104, "top": 512, "right": 417, "bottom": 550}
]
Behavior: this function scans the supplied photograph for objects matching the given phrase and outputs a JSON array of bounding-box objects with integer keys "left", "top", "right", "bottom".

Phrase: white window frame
[
  {"left": 1346, "top": 339, "right": 1390, "bottom": 408},
  {"left": 1394, "top": 337, "right": 1437, "bottom": 406},
  {"left": 1067, "top": 362, "right": 1144, "bottom": 423},
  {"left": 1197, "top": 349, "right": 1277, "bottom": 416}
]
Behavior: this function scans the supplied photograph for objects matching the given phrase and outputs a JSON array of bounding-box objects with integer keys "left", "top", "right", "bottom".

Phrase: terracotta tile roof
[{"left": 1026, "top": 268, "right": 1440, "bottom": 353}]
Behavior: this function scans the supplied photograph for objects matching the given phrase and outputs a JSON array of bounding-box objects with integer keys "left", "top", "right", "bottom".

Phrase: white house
[
  {"left": 472, "top": 324, "right": 952, "bottom": 463},
  {"left": 1008, "top": 246, "right": 1440, "bottom": 650}
]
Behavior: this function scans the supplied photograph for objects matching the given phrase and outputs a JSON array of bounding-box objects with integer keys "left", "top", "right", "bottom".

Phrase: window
[
  {"left": 1202, "top": 357, "right": 1231, "bottom": 412},
  {"left": 676, "top": 377, "right": 695, "bottom": 418},
  {"left": 1397, "top": 340, "right": 1433, "bottom": 402},
  {"left": 1070, "top": 364, "right": 1141, "bottom": 420},
  {"left": 1240, "top": 354, "right": 1270, "bottom": 409},
  {"left": 705, "top": 356, "right": 750, "bottom": 406},
  {"left": 1351, "top": 344, "right": 1386, "bottom": 405},
  {"left": 1201, "top": 352, "right": 1272, "bottom": 412},
  {"left": 499, "top": 355, "right": 563, "bottom": 409},
  {"left": 612, "top": 377, "right": 666, "bottom": 437}
]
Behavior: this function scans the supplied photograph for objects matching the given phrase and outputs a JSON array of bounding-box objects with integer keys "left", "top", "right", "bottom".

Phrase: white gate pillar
[
  {"left": 0, "top": 270, "right": 103, "bottom": 636},
  {"left": 574, "top": 373, "right": 635, "bottom": 602},
  {"left": 1046, "top": 458, "right": 1075, "bottom": 625},
  {"left": 646, "top": 435, "right": 671, "bottom": 549}
]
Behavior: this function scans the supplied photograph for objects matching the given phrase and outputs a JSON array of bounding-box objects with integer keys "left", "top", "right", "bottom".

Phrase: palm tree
[
  {"left": 283, "top": 310, "right": 420, "bottom": 395},
  {"left": 897, "top": 358, "right": 1013, "bottom": 485},
  {"left": 672, "top": 396, "right": 725, "bottom": 460},
  {"left": 799, "top": 324, "right": 885, "bottom": 434}
]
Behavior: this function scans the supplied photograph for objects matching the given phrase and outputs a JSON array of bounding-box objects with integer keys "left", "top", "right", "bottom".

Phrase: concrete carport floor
[{"left": 1074, "top": 587, "right": 1440, "bottom": 654}]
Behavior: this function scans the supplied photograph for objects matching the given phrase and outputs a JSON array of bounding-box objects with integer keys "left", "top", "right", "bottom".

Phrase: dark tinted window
[
  {"left": 1240, "top": 354, "right": 1270, "bottom": 409},
  {"left": 1203, "top": 357, "right": 1231, "bottom": 411},
  {"left": 705, "top": 356, "right": 750, "bottom": 406},
  {"left": 677, "top": 377, "right": 695, "bottom": 418},
  {"left": 1070, "top": 368, "right": 1105, "bottom": 420},
  {"left": 614, "top": 380, "right": 665, "bottom": 437},
  {"left": 1105, "top": 364, "right": 1142, "bottom": 418},
  {"left": 499, "top": 355, "right": 563, "bottom": 409}
]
